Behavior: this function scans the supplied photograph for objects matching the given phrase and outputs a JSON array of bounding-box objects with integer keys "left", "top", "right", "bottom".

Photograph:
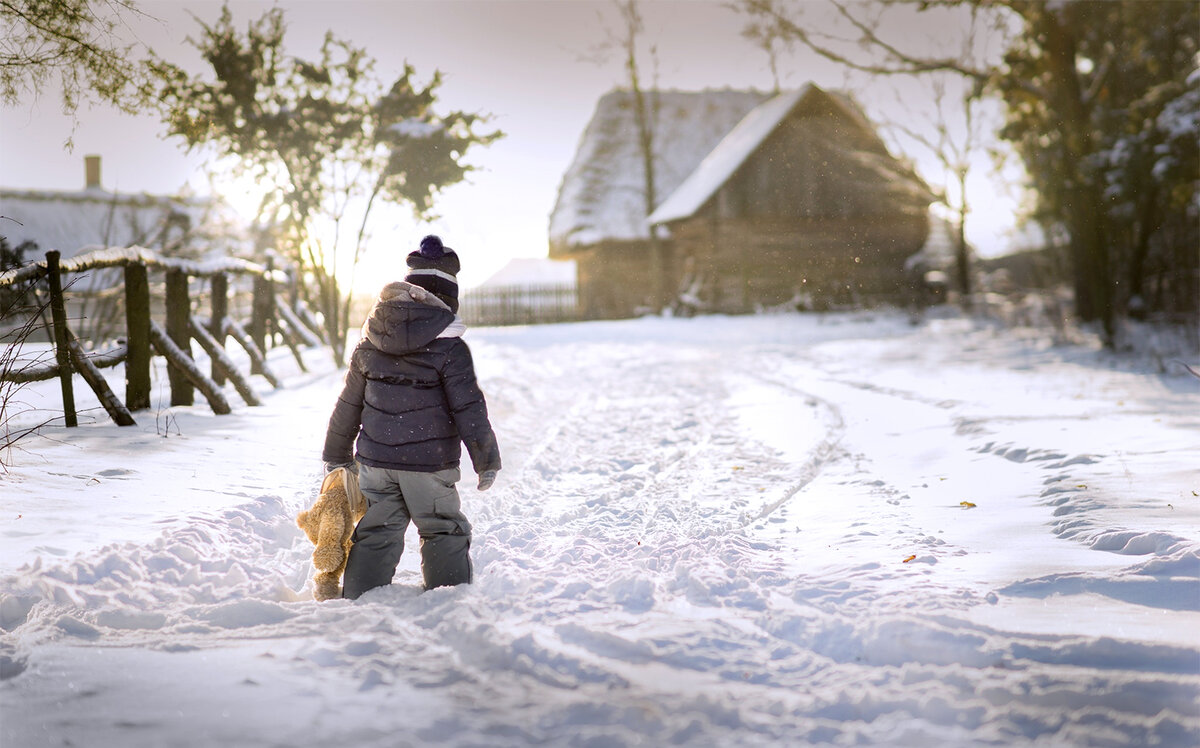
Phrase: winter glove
[
  {"left": 476, "top": 469, "right": 497, "bottom": 492},
  {"left": 324, "top": 461, "right": 358, "bottom": 476}
]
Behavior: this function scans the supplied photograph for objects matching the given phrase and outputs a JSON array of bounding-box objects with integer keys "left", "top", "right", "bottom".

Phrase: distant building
[
  {"left": 550, "top": 85, "right": 937, "bottom": 317},
  {"left": 474, "top": 257, "right": 577, "bottom": 289},
  {"left": 460, "top": 257, "right": 578, "bottom": 327},
  {"left": 0, "top": 155, "right": 250, "bottom": 289},
  {"left": 0, "top": 156, "right": 252, "bottom": 341}
]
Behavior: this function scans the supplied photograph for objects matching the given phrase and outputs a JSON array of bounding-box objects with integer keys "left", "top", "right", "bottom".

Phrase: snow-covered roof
[
  {"left": 473, "top": 257, "right": 576, "bottom": 289},
  {"left": 648, "top": 89, "right": 808, "bottom": 226},
  {"left": 550, "top": 85, "right": 926, "bottom": 251},
  {"left": 905, "top": 215, "right": 965, "bottom": 272},
  {"left": 0, "top": 188, "right": 250, "bottom": 264},
  {"left": 549, "top": 89, "right": 771, "bottom": 251},
  {"left": 651, "top": 84, "right": 928, "bottom": 226}
]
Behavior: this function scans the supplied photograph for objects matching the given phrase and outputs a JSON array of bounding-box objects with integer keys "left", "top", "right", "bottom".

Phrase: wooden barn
[{"left": 549, "top": 84, "right": 937, "bottom": 317}]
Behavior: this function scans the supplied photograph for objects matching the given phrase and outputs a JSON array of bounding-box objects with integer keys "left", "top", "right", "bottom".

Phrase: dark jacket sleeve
[
  {"left": 440, "top": 341, "right": 501, "bottom": 475},
  {"left": 322, "top": 356, "right": 367, "bottom": 464}
]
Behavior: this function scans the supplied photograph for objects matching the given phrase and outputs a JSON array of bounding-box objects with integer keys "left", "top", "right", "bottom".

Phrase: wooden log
[
  {"left": 3, "top": 344, "right": 127, "bottom": 384},
  {"left": 45, "top": 251, "right": 77, "bottom": 427},
  {"left": 188, "top": 316, "right": 261, "bottom": 407},
  {"left": 271, "top": 312, "right": 309, "bottom": 373},
  {"left": 66, "top": 332, "right": 135, "bottom": 426},
  {"left": 165, "top": 268, "right": 194, "bottom": 406},
  {"left": 209, "top": 273, "right": 228, "bottom": 386},
  {"left": 293, "top": 299, "right": 326, "bottom": 342},
  {"left": 223, "top": 317, "right": 281, "bottom": 389},
  {"left": 123, "top": 261, "right": 152, "bottom": 411},
  {"left": 148, "top": 320, "right": 231, "bottom": 415},
  {"left": 275, "top": 296, "right": 324, "bottom": 348}
]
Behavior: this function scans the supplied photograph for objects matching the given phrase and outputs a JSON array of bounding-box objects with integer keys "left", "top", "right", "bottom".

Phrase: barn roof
[
  {"left": 647, "top": 88, "right": 808, "bottom": 226},
  {"left": 650, "top": 84, "right": 930, "bottom": 225},
  {"left": 550, "top": 85, "right": 931, "bottom": 252},
  {"left": 548, "top": 89, "right": 771, "bottom": 252}
]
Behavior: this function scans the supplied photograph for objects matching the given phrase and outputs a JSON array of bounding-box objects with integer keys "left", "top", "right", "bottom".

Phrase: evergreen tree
[
  {"left": 149, "top": 5, "right": 501, "bottom": 361},
  {"left": 999, "top": 1, "right": 1198, "bottom": 325}
]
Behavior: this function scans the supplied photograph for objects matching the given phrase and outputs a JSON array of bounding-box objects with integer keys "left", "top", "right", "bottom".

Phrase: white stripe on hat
[{"left": 407, "top": 268, "right": 458, "bottom": 284}]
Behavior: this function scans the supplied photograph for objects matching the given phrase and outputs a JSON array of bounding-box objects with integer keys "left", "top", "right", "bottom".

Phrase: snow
[
  {"left": 472, "top": 257, "right": 577, "bottom": 289},
  {"left": 2, "top": 310, "right": 1198, "bottom": 747}
]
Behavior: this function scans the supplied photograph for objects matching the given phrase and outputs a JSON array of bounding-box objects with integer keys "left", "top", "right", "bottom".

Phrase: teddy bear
[{"left": 297, "top": 466, "right": 367, "bottom": 601}]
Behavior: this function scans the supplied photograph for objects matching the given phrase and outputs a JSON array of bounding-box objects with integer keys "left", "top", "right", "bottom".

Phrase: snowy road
[{"left": 2, "top": 312, "right": 1198, "bottom": 746}]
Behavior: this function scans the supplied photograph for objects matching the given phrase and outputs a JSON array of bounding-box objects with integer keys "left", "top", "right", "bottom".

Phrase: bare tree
[
  {"left": 740, "top": 9, "right": 787, "bottom": 93},
  {"left": 736, "top": 0, "right": 1199, "bottom": 345},
  {"left": 588, "top": 0, "right": 666, "bottom": 310},
  {"left": 0, "top": 279, "right": 57, "bottom": 471},
  {"left": 884, "top": 75, "right": 991, "bottom": 304},
  {"left": 615, "top": 0, "right": 666, "bottom": 309}
]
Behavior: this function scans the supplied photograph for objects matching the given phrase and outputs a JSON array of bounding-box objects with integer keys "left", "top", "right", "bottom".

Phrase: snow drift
[{"left": 1, "top": 311, "right": 1197, "bottom": 747}]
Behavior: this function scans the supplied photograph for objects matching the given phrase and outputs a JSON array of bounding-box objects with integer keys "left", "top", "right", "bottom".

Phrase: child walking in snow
[{"left": 322, "top": 235, "right": 501, "bottom": 598}]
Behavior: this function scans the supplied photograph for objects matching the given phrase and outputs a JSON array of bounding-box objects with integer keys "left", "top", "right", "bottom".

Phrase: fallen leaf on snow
[
  {"left": 960, "top": 501, "right": 977, "bottom": 508},
  {"left": 902, "top": 555, "right": 917, "bottom": 563}
]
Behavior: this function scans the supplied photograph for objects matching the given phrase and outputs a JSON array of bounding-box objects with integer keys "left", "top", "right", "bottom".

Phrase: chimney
[{"left": 85, "top": 155, "right": 101, "bottom": 189}]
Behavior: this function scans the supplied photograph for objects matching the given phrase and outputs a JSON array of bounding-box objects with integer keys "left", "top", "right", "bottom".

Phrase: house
[
  {"left": 459, "top": 257, "right": 578, "bottom": 327},
  {"left": 474, "top": 257, "right": 577, "bottom": 289},
  {"left": 0, "top": 155, "right": 252, "bottom": 340},
  {"left": 549, "top": 85, "right": 936, "bottom": 317},
  {"left": 0, "top": 156, "right": 250, "bottom": 285}
]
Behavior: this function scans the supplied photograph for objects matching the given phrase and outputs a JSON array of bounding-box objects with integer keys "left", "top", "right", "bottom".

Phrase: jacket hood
[{"left": 361, "top": 281, "right": 456, "bottom": 355}]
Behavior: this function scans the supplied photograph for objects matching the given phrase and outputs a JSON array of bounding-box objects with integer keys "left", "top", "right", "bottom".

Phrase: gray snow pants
[{"left": 342, "top": 464, "right": 473, "bottom": 599}]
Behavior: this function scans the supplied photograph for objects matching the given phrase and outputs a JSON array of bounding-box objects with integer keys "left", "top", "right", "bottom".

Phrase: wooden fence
[
  {"left": 459, "top": 284, "right": 580, "bottom": 327},
  {"left": 0, "top": 247, "right": 327, "bottom": 427}
]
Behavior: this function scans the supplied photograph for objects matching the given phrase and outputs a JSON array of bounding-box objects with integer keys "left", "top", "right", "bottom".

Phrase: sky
[{"left": 0, "top": 0, "right": 1025, "bottom": 290}]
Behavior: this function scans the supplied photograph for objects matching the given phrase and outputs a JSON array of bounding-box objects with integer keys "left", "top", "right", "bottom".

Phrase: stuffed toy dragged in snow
[{"left": 297, "top": 466, "right": 367, "bottom": 601}]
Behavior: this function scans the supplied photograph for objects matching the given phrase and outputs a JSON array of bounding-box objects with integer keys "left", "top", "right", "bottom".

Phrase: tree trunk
[{"left": 1040, "top": 10, "right": 1114, "bottom": 343}]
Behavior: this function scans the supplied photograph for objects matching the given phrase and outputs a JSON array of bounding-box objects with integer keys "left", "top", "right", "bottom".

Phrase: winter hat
[{"left": 405, "top": 234, "right": 461, "bottom": 313}]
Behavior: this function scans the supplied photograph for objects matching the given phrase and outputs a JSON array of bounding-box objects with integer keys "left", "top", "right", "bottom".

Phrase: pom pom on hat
[
  {"left": 419, "top": 234, "right": 445, "bottom": 258},
  {"left": 406, "top": 234, "right": 460, "bottom": 312}
]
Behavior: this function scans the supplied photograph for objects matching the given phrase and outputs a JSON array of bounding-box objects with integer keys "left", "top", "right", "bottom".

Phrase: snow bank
[{"left": 2, "top": 311, "right": 1197, "bottom": 746}]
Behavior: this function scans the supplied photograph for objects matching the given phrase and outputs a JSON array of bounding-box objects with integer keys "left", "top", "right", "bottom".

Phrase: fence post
[
  {"left": 124, "top": 261, "right": 151, "bottom": 410},
  {"left": 249, "top": 258, "right": 274, "bottom": 375},
  {"left": 287, "top": 263, "right": 300, "bottom": 308},
  {"left": 165, "top": 268, "right": 194, "bottom": 406},
  {"left": 45, "top": 251, "right": 77, "bottom": 427},
  {"left": 210, "top": 272, "right": 228, "bottom": 386}
]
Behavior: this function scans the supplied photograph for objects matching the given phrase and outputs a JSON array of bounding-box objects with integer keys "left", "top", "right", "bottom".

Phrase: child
[{"left": 322, "top": 235, "right": 501, "bottom": 598}]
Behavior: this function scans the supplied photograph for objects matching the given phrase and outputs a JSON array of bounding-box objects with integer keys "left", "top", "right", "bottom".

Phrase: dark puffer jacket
[{"left": 322, "top": 282, "right": 501, "bottom": 476}]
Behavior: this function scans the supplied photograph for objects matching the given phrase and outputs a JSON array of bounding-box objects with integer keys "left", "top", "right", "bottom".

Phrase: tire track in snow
[
  {"left": 460, "top": 334, "right": 1198, "bottom": 746},
  {"left": 735, "top": 369, "right": 846, "bottom": 525}
]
